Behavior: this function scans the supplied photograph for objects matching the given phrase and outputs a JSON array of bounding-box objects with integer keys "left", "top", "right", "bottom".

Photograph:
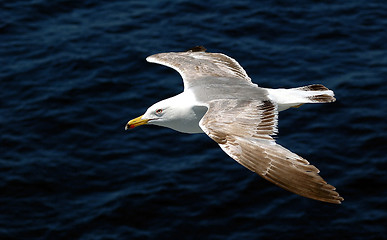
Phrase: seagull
[{"left": 126, "top": 46, "right": 343, "bottom": 204}]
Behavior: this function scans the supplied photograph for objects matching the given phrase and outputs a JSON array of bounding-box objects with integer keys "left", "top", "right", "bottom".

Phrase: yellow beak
[{"left": 125, "top": 115, "right": 149, "bottom": 130}]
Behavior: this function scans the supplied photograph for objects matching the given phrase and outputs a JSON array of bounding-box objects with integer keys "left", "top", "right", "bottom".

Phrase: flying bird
[{"left": 126, "top": 46, "right": 343, "bottom": 204}]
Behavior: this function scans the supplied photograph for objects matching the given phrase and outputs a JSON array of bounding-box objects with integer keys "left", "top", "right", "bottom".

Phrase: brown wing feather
[
  {"left": 199, "top": 100, "right": 344, "bottom": 204},
  {"left": 146, "top": 48, "right": 251, "bottom": 89}
]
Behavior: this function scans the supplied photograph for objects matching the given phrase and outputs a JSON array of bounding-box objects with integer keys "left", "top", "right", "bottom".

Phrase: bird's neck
[{"left": 162, "top": 91, "right": 207, "bottom": 134}]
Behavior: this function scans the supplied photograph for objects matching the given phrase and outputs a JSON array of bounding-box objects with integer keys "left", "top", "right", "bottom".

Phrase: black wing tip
[
  {"left": 187, "top": 46, "right": 206, "bottom": 52},
  {"left": 323, "top": 195, "right": 344, "bottom": 204}
]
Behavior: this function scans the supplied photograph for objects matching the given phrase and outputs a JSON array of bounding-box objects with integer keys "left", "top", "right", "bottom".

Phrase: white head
[
  {"left": 125, "top": 93, "right": 207, "bottom": 133},
  {"left": 125, "top": 98, "right": 174, "bottom": 128}
]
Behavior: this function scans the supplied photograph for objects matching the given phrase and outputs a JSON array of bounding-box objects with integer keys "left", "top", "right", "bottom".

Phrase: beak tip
[{"left": 125, "top": 115, "right": 147, "bottom": 131}]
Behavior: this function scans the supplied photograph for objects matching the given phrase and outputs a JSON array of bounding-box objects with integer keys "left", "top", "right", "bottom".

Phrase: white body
[{"left": 144, "top": 86, "right": 335, "bottom": 134}]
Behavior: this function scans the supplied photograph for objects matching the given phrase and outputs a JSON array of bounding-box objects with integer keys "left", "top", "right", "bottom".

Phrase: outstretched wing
[
  {"left": 146, "top": 46, "right": 252, "bottom": 89},
  {"left": 199, "top": 99, "right": 344, "bottom": 204}
]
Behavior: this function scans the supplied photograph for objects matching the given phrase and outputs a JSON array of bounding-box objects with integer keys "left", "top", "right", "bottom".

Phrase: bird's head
[
  {"left": 125, "top": 92, "right": 206, "bottom": 133},
  {"left": 125, "top": 98, "right": 177, "bottom": 130}
]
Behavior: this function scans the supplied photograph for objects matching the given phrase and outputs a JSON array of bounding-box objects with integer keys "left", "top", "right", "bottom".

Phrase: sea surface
[{"left": 1, "top": 0, "right": 386, "bottom": 239}]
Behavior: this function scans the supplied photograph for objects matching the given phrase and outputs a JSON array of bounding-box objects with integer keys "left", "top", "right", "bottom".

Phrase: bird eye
[{"left": 156, "top": 109, "right": 163, "bottom": 114}]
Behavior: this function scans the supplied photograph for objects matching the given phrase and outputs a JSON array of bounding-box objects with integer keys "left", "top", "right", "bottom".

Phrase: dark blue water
[{"left": 1, "top": 0, "right": 386, "bottom": 239}]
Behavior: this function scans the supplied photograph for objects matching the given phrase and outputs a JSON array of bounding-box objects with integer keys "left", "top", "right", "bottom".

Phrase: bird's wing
[
  {"left": 199, "top": 99, "right": 343, "bottom": 204},
  {"left": 146, "top": 46, "right": 252, "bottom": 89}
]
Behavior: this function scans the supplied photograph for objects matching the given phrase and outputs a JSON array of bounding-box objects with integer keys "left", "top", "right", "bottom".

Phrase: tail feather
[
  {"left": 296, "top": 84, "right": 329, "bottom": 92},
  {"left": 266, "top": 84, "right": 336, "bottom": 111},
  {"left": 309, "top": 94, "right": 336, "bottom": 103}
]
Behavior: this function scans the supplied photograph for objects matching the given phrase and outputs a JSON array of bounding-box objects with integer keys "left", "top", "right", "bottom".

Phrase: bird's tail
[
  {"left": 295, "top": 84, "right": 336, "bottom": 103},
  {"left": 266, "top": 84, "right": 336, "bottom": 111}
]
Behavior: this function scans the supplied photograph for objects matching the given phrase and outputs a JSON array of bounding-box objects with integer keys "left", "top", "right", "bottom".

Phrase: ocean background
[{"left": 1, "top": 0, "right": 386, "bottom": 239}]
